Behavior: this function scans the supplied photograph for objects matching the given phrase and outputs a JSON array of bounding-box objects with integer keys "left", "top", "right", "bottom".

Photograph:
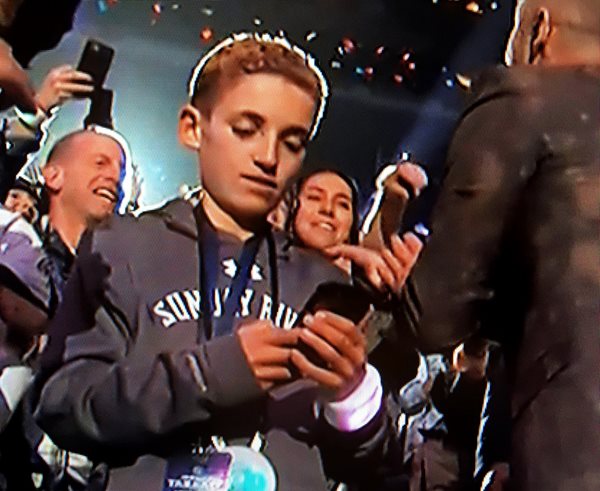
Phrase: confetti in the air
[
  {"left": 375, "top": 45, "right": 385, "bottom": 56},
  {"left": 364, "top": 66, "right": 374, "bottom": 80},
  {"left": 200, "top": 26, "right": 214, "bottom": 42},
  {"left": 491, "top": 2, "right": 499, "bottom": 10},
  {"left": 152, "top": 2, "right": 162, "bottom": 15},
  {"left": 445, "top": 78, "right": 454, "bottom": 88},
  {"left": 402, "top": 52, "right": 411, "bottom": 62},
  {"left": 172, "top": 3, "right": 180, "bottom": 10},
  {"left": 393, "top": 73, "right": 404, "bottom": 84},
  {"left": 466, "top": 2, "right": 483, "bottom": 14},
  {"left": 201, "top": 6, "right": 213, "bottom": 16},
  {"left": 305, "top": 31, "right": 317, "bottom": 42},
  {"left": 341, "top": 37, "right": 356, "bottom": 54},
  {"left": 96, "top": 0, "right": 108, "bottom": 13},
  {"left": 331, "top": 60, "right": 342, "bottom": 69},
  {"left": 455, "top": 73, "right": 472, "bottom": 89},
  {"left": 408, "top": 62, "right": 416, "bottom": 70},
  {"left": 253, "top": 17, "right": 262, "bottom": 26},
  {"left": 355, "top": 67, "right": 365, "bottom": 76}
]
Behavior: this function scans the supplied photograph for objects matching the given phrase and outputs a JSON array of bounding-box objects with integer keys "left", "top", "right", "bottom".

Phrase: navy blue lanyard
[{"left": 193, "top": 204, "right": 279, "bottom": 341}]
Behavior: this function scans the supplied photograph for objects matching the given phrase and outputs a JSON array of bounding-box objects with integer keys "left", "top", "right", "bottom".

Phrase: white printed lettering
[
  {"left": 153, "top": 300, "right": 177, "bottom": 328},
  {"left": 239, "top": 288, "right": 254, "bottom": 317},
  {"left": 183, "top": 290, "right": 201, "bottom": 319},
  {"left": 259, "top": 294, "right": 273, "bottom": 320},
  {"left": 166, "top": 293, "right": 191, "bottom": 322},
  {"left": 283, "top": 307, "right": 299, "bottom": 329}
]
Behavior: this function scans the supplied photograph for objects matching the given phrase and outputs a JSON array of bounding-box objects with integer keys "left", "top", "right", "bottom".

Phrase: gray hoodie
[{"left": 35, "top": 198, "right": 393, "bottom": 491}]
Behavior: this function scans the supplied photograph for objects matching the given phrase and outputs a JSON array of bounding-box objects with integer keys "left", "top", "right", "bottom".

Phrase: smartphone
[
  {"left": 76, "top": 40, "right": 114, "bottom": 91},
  {"left": 299, "top": 282, "right": 372, "bottom": 325},
  {"left": 295, "top": 282, "right": 372, "bottom": 369}
]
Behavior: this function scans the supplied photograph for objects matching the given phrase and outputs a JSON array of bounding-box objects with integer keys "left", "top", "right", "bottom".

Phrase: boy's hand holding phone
[
  {"left": 237, "top": 319, "right": 300, "bottom": 391},
  {"left": 290, "top": 310, "right": 369, "bottom": 401}
]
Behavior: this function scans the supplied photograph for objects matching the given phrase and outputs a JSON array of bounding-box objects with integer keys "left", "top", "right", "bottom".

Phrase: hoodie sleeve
[
  {"left": 317, "top": 393, "right": 405, "bottom": 487},
  {"left": 34, "top": 227, "right": 263, "bottom": 462}
]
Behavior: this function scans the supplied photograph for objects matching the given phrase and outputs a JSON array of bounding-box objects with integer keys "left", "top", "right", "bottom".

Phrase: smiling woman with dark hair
[
  {"left": 285, "top": 168, "right": 361, "bottom": 274},
  {"left": 285, "top": 166, "right": 423, "bottom": 298}
]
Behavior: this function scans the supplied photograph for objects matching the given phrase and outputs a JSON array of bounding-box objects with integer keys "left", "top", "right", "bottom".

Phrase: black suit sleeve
[{"left": 396, "top": 86, "right": 537, "bottom": 351}]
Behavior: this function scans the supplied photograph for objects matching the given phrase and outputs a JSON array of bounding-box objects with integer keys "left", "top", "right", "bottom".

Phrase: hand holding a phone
[
  {"left": 362, "top": 162, "right": 428, "bottom": 250},
  {"left": 237, "top": 319, "right": 300, "bottom": 391},
  {"left": 382, "top": 161, "right": 428, "bottom": 202},
  {"left": 290, "top": 310, "right": 367, "bottom": 401},
  {"left": 36, "top": 64, "right": 94, "bottom": 113}
]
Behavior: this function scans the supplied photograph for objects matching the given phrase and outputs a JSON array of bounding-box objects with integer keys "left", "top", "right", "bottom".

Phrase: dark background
[{"left": 21, "top": 0, "right": 514, "bottom": 208}]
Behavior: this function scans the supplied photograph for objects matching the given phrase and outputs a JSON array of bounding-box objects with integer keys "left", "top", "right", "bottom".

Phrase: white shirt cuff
[
  {"left": 14, "top": 107, "right": 48, "bottom": 131},
  {"left": 0, "top": 366, "right": 34, "bottom": 411},
  {"left": 323, "top": 364, "right": 383, "bottom": 432}
]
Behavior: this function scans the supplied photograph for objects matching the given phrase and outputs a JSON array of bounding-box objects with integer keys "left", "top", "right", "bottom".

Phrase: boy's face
[{"left": 192, "top": 72, "right": 316, "bottom": 225}]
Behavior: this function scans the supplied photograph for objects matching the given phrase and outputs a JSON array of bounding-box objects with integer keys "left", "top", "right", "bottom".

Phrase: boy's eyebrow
[
  {"left": 238, "top": 111, "right": 265, "bottom": 126},
  {"left": 238, "top": 111, "right": 310, "bottom": 139},
  {"left": 280, "top": 125, "right": 310, "bottom": 140}
]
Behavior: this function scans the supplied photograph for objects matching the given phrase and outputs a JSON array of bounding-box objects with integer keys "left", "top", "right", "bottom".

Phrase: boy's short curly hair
[{"left": 188, "top": 32, "right": 329, "bottom": 140}]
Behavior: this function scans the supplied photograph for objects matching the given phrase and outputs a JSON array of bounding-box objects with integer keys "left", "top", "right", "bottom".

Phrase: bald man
[
  {"left": 395, "top": 1, "right": 600, "bottom": 490},
  {"left": 40, "top": 128, "right": 125, "bottom": 298}
]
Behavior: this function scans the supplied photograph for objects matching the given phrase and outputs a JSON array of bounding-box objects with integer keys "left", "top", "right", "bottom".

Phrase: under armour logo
[
  {"left": 250, "top": 264, "right": 263, "bottom": 281},
  {"left": 222, "top": 258, "right": 237, "bottom": 278},
  {"left": 222, "top": 258, "right": 263, "bottom": 281}
]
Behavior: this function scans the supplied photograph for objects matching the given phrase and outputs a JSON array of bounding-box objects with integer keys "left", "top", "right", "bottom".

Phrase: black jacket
[
  {"left": 397, "top": 66, "right": 600, "bottom": 490},
  {"left": 35, "top": 198, "right": 393, "bottom": 491}
]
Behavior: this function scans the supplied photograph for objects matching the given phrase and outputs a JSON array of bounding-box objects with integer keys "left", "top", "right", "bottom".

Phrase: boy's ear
[
  {"left": 178, "top": 104, "right": 203, "bottom": 151},
  {"left": 41, "top": 164, "right": 64, "bottom": 193}
]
